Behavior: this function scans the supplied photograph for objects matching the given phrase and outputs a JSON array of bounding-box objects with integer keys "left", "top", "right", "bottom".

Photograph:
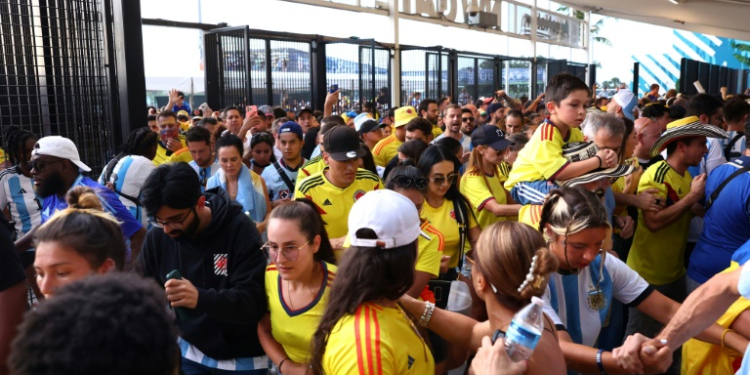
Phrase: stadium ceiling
[{"left": 558, "top": 0, "right": 750, "bottom": 42}]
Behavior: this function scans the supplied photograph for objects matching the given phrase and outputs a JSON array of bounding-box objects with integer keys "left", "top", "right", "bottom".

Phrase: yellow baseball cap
[{"left": 394, "top": 106, "right": 418, "bottom": 128}]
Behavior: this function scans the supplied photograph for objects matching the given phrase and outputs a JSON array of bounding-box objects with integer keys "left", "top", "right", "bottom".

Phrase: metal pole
[{"left": 389, "top": 0, "right": 401, "bottom": 105}]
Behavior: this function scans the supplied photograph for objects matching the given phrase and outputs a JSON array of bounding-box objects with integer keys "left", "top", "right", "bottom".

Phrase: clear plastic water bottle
[{"left": 504, "top": 296, "right": 545, "bottom": 362}]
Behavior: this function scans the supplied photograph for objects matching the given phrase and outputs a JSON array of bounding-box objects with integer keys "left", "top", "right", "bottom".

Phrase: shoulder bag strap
[
  {"left": 705, "top": 164, "right": 750, "bottom": 211},
  {"left": 724, "top": 133, "right": 745, "bottom": 162},
  {"left": 273, "top": 161, "right": 296, "bottom": 194}
]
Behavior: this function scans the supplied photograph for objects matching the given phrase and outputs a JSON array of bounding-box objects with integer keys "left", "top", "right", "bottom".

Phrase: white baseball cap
[
  {"left": 348, "top": 189, "right": 426, "bottom": 249},
  {"left": 613, "top": 89, "right": 637, "bottom": 121},
  {"left": 32, "top": 136, "right": 91, "bottom": 172}
]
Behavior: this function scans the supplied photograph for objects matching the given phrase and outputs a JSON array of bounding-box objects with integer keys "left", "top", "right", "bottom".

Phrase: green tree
[
  {"left": 557, "top": 6, "right": 612, "bottom": 47},
  {"left": 730, "top": 41, "right": 750, "bottom": 68},
  {"left": 610, "top": 77, "right": 622, "bottom": 87}
]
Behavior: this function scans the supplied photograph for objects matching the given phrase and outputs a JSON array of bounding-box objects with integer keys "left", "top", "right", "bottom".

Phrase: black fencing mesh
[
  {"left": 205, "top": 28, "right": 249, "bottom": 110},
  {"left": 0, "top": 0, "right": 113, "bottom": 175},
  {"left": 400, "top": 49, "right": 449, "bottom": 107},
  {"left": 270, "top": 40, "right": 312, "bottom": 112}
]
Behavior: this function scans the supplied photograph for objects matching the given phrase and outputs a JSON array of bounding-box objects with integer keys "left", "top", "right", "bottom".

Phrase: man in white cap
[
  {"left": 608, "top": 89, "right": 638, "bottom": 121},
  {"left": 15, "top": 136, "right": 146, "bottom": 266}
]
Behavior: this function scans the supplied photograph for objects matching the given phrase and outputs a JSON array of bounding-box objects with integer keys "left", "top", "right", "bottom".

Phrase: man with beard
[
  {"left": 137, "top": 162, "right": 268, "bottom": 374},
  {"left": 418, "top": 99, "right": 442, "bottom": 138},
  {"left": 434, "top": 105, "right": 473, "bottom": 163},
  {"left": 15, "top": 136, "right": 145, "bottom": 267}
]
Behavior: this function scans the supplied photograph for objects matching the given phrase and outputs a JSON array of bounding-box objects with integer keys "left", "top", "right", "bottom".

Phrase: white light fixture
[{"left": 668, "top": 0, "right": 681, "bottom": 4}]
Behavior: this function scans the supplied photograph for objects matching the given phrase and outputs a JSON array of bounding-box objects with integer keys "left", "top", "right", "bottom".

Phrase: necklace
[{"left": 284, "top": 264, "right": 321, "bottom": 310}]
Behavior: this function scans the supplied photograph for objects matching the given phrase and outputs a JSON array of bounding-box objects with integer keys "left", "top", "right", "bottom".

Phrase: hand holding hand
[
  {"left": 640, "top": 338, "right": 673, "bottom": 374},
  {"left": 635, "top": 188, "right": 665, "bottom": 212}
]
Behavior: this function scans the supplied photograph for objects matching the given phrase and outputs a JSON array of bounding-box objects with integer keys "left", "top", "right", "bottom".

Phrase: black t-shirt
[
  {"left": 0, "top": 215, "right": 25, "bottom": 292},
  {"left": 639, "top": 155, "right": 665, "bottom": 173}
]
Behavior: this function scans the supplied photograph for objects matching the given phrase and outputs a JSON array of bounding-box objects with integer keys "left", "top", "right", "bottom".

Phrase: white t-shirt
[
  {"left": 433, "top": 132, "right": 473, "bottom": 152},
  {"left": 98, "top": 155, "right": 155, "bottom": 227},
  {"left": 0, "top": 166, "right": 41, "bottom": 237},
  {"left": 542, "top": 254, "right": 651, "bottom": 347}
]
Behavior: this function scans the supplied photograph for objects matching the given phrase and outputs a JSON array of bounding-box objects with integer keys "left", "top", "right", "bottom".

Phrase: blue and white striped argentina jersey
[
  {"left": 260, "top": 159, "right": 304, "bottom": 202},
  {"left": 0, "top": 166, "right": 41, "bottom": 237},
  {"left": 542, "top": 254, "right": 652, "bottom": 348},
  {"left": 188, "top": 160, "right": 221, "bottom": 193},
  {"left": 98, "top": 155, "right": 155, "bottom": 228}
]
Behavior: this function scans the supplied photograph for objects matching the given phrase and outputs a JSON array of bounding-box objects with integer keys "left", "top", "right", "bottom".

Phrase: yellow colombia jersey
[
  {"left": 681, "top": 262, "right": 750, "bottom": 375},
  {"left": 505, "top": 121, "right": 584, "bottom": 189},
  {"left": 0, "top": 147, "right": 5, "bottom": 165},
  {"left": 295, "top": 167, "right": 383, "bottom": 247},
  {"left": 295, "top": 155, "right": 325, "bottom": 188},
  {"left": 627, "top": 160, "right": 693, "bottom": 285},
  {"left": 153, "top": 135, "right": 188, "bottom": 166},
  {"left": 341, "top": 219, "right": 442, "bottom": 277},
  {"left": 168, "top": 147, "right": 194, "bottom": 164},
  {"left": 323, "top": 303, "right": 435, "bottom": 375},
  {"left": 517, "top": 204, "right": 544, "bottom": 231},
  {"left": 265, "top": 261, "right": 337, "bottom": 364},
  {"left": 421, "top": 198, "right": 477, "bottom": 269},
  {"left": 431, "top": 125, "right": 443, "bottom": 139},
  {"left": 460, "top": 166, "right": 508, "bottom": 229},
  {"left": 498, "top": 161, "right": 511, "bottom": 185},
  {"left": 372, "top": 135, "right": 402, "bottom": 167},
  {"left": 418, "top": 220, "right": 444, "bottom": 277}
]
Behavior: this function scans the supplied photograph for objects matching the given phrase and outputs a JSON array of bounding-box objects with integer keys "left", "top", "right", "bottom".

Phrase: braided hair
[
  {"left": 119, "top": 127, "right": 158, "bottom": 157},
  {"left": 3, "top": 126, "right": 38, "bottom": 166}
]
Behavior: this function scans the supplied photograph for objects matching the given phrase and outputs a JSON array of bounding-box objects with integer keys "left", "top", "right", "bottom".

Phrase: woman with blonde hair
[
  {"left": 33, "top": 186, "right": 125, "bottom": 299},
  {"left": 460, "top": 125, "right": 522, "bottom": 229},
  {"left": 400, "top": 220, "right": 565, "bottom": 375}
]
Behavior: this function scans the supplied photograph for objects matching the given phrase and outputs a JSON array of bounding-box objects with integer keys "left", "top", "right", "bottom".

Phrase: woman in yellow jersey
[
  {"left": 207, "top": 134, "right": 271, "bottom": 234},
  {"left": 258, "top": 199, "right": 337, "bottom": 374},
  {"left": 460, "top": 125, "right": 522, "bottom": 229},
  {"left": 417, "top": 146, "right": 481, "bottom": 279},
  {"left": 311, "top": 190, "right": 434, "bottom": 375},
  {"left": 399, "top": 221, "right": 565, "bottom": 375},
  {"left": 611, "top": 117, "right": 641, "bottom": 259}
]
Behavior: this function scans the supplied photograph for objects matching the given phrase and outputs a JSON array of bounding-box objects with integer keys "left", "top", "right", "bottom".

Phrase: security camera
[{"left": 466, "top": 3, "right": 479, "bottom": 17}]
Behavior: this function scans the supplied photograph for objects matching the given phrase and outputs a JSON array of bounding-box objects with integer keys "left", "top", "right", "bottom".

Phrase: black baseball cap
[
  {"left": 296, "top": 107, "right": 313, "bottom": 118},
  {"left": 324, "top": 126, "right": 367, "bottom": 161},
  {"left": 471, "top": 125, "right": 512, "bottom": 150},
  {"left": 357, "top": 119, "right": 385, "bottom": 136}
]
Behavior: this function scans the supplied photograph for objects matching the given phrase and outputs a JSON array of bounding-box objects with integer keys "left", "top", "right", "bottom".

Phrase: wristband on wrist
[
  {"left": 279, "top": 357, "right": 290, "bottom": 373},
  {"left": 596, "top": 349, "right": 607, "bottom": 374},
  {"left": 594, "top": 155, "right": 603, "bottom": 168}
]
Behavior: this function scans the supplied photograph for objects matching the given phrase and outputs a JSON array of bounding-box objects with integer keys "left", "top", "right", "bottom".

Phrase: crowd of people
[{"left": 3, "top": 73, "right": 750, "bottom": 375}]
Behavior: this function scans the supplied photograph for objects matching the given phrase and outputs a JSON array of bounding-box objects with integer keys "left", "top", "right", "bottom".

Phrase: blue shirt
[
  {"left": 688, "top": 156, "right": 750, "bottom": 284},
  {"left": 172, "top": 102, "right": 192, "bottom": 114},
  {"left": 41, "top": 175, "right": 143, "bottom": 239}
]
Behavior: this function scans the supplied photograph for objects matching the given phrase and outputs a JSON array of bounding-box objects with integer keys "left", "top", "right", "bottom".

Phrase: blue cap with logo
[
  {"left": 278, "top": 121, "right": 304, "bottom": 139},
  {"left": 471, "top": 125, "right": 512, "bottom": 151}
]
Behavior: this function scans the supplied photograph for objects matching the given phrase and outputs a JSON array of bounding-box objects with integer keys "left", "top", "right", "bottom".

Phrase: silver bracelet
[{"left": 419, "top": 302, "right": 435, "bottom": 327}]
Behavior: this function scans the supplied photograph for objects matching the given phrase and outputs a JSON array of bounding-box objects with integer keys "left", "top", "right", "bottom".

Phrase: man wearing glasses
[
  {"left": 137, "top": 162, "right": 268, "bottom": 374},
  {"left": 15, "top": 136, "right": 146, "bottom": 268}
]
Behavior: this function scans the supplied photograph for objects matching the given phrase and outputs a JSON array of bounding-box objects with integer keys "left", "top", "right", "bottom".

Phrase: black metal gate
[
  {"left": 0, "top": 0, "right": 121, "bottom": 174},
  {"left": 204, "top": 26, "right": 315, "bottom": 112},
  {"left": 400, "top": 46, "right": 452, "bottom": 107},
  {"left": 324, "top": 39, "right": 391, "bottom": 115}
]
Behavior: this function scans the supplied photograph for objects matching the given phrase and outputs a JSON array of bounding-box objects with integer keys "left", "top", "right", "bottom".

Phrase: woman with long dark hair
[
  {"left": 244, "top": 131, "right": 276, "bottom": 176},
  {"left": 258, "top": 199, "right": 337, "bottom": 374},
  {"left": 417, "top": 145, "right": 480, "bottom": 278},
  {"left": 310, "top": 190, "right": 434, "bottom": 374}
]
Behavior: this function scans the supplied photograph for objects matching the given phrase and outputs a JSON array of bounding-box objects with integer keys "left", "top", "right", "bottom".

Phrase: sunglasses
[
  {"left": 462, "top": 117, "right": 475, "bottom": 122},
  {"left": 429, "top": 173, "right": 457, "bottom": 186},
  {"left": 393, "top": 176, "right": 428, "bottom": 190},
  {"left": 29, "top": 160, "right": 63, "bottom": 173}
]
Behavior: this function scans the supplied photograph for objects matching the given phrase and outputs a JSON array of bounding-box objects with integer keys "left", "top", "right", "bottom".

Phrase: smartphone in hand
[
  {"left": 330, "top": 84, "right": 339, "bottom": 94},
  {"left": 246, "top": 105, "right": 258, "bottom": 118}
]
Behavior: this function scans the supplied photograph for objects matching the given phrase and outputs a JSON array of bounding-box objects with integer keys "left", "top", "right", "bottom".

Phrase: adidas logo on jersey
[{"left": 323, "top": 199, "right": 333, "bottom": 206}]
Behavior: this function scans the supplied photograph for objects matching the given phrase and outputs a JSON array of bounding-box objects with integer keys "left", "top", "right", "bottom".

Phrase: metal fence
[
  {"left": 680, "top": 58, "right": 749, "bottom": 96},
  {"left": 1, "top": 0, "right": 115, "bottom": 174}
]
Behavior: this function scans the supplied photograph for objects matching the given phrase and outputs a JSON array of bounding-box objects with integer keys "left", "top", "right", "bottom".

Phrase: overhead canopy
[{"left": 559, "top": 0, "right": 750, "bottom": 42}]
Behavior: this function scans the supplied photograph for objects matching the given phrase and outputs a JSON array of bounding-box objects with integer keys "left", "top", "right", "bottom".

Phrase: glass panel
[
  {"left": 326, "top": 43, "right": 360, "bottom": 113},
  {"left": 270, "top": 40, "right": 311, "bottom": 111},
  {"left": 457, "top": 57, "right": 476, "bottom": 105},
  {"left": 503, "top": 60, "right": 532, "bottom": 100}
]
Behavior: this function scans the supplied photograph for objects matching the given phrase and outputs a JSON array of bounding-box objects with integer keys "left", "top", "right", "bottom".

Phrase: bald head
[{"left": 633, "top": 117, "right": 662, "bottom": 159}]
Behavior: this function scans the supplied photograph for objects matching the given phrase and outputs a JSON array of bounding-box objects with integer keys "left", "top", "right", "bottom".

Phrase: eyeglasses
[
  {"left": 429, "top": 173, "right": 457, "bottom": 186},
  {"left": 199, "top": 168, "right": 208, "bottom": 187},
  {"left": 262, "top": 241, "right": 310, "bottom": 262},
  {"left": 149, "top": 208, "right": 195, "bottom": 229},
  {"left": 393, "top": 176, "right": 428, "bottom": 191},
  {"left": 29, "top": 160, "right": 63, "bottom": 173},
  {"left": 462, "top": 117, "right": 475, "bottom": 122}
]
